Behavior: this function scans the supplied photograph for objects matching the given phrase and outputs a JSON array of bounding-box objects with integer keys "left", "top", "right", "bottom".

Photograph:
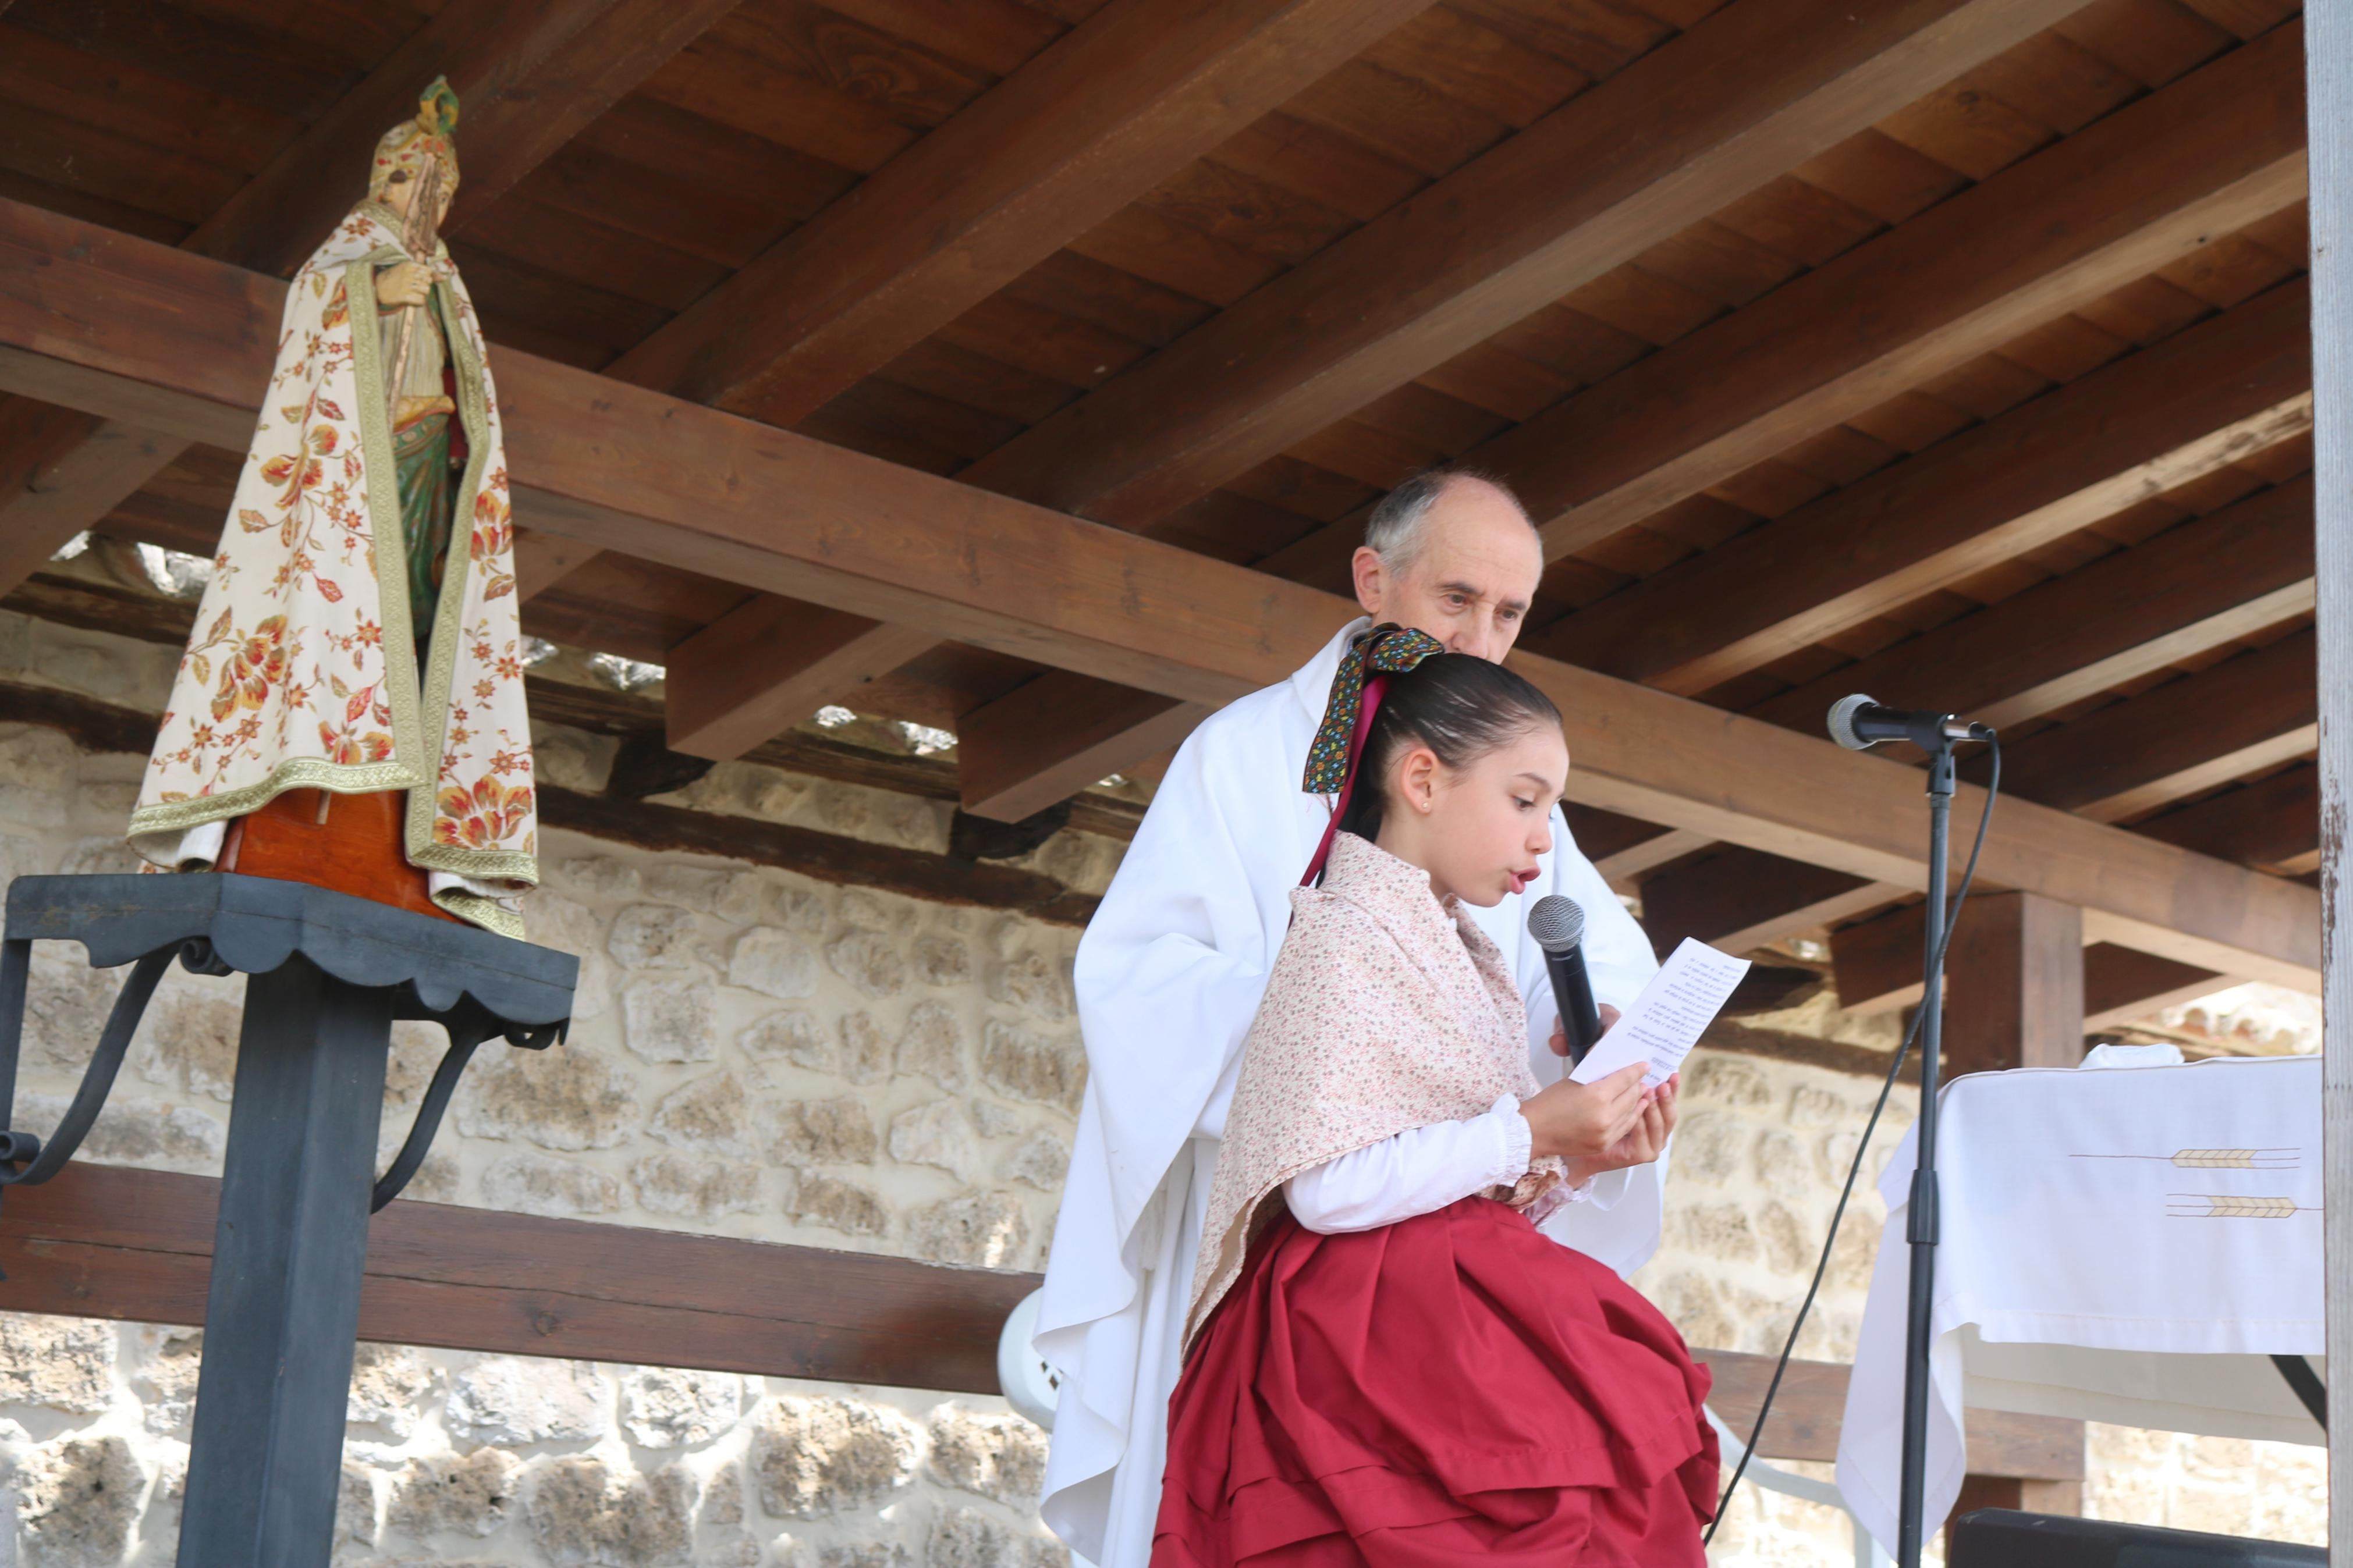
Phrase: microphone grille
[
  {"left": 1826, "top": 693, "right": 1878, "bottom": 752},
  {"left": 1527, "top": 894, "right": 1584, "bottom": 952}
]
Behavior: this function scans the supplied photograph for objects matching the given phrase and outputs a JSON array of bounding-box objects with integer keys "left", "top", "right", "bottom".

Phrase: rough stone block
[
  {"left": 740, "top": 1007, "right": 832, "bottom": 1079},
  {"left": 526, "top": 1456, "right": 696, "bottom": 1568},
  {"left": 611, "top": 905, "right": 706, "bottom": 970},
  {"left": 622, "top": 1367, "right": 743, "bottom": 1449},
  {"left": 979, "top": 1020, "right": 1084, "bottom": 1115},
  {"left": 622, "top": 976, "right": 718, "bottom": 1064},
  {"left": 839, "top": 1011, "right": 891, "bottom": 1085},
  {"left": 386, "top": 1448, "right": 522, "bottom": 1540},
  {"left": 787, "top": 1172, "right": 893, "bottom": 1238},
  {"left": 828, "top": 930, "right": 907, "bottom": 998},
  {"left": 23, "top": 943, "right": 120, "bottom": 1067},
  {"left": 988, "top": 951, "right": 1070, "bottom": 1021},
  {"left": 445, "top": 1355, "right": 610, "bottom": 1446},
  {"left": 1670, "top": 1112, "right": 1742, "bottom": 1186},
  {"left": 895, "top": 1001, "right": 969, "bottom": 1091},
  {"left": 0, "top": 1313, "right": 115, "bottom": 1413},
  {"left": 530, "top": 890, "right": 616, "bottom": 1019},
  {"left": 339, "top": 1460, "right": 380, "bottom": 1547},
  {"left": 729, "top": 927, "right": 819, "bottom": 1001},
  {"left": 631, "top": 1151, "right": 762, "bottom": 1221},
  {"left": 913, "top": 934, "right": 971, "bottom": 989},
  {"left": 382, "top": 1018, "right": 445, "bottom": 1108},
  {"left": 888, "top": 1100, "right": 979, "bottom": 1182},
  {"left": 928, "top": 1506, "right": 1069, "bottom": 1568},
  {"left": 969, "top": 1101, "right": 1026, "bottom": 1140},
  {"left": 771, "top": 1096, "right": 879, "bottom": 1166},
  {"left": 647, "top": 1071, "right": 762, "bottom": 1159},
  {"left": 347, "top": 1341, "right": 436, "bottom": 1439},
  {"left": 560, "top": 855, "right": 643, "bottom": 902},
  {"left": 15, "top": 1092, "right": 224, "bottom": 1173},
  {"left": 13, "top": 1434, "right": 143, "bottom": 1567},
  {"left": 908, "top": 1192, "right": 1028, "bottom": 1270},
  {"left": 482, "top": 1153, "right": 624, "bottom": 1218},
  {"left": 700, "top": 1462, "right": 745, "bottom": 1526},
  {"left": 1684, "top": 1055, "right": 1772, "bottom": 1109},
  {"left": 0, "top": 724, "right": 76, "bottom": 826},
  {"left": 131, "top": 992, "right": 243, "bottom": 1102},
  {"left": 1751, "top": 1126, "right": 1802, "bottom": 1185},
  {"left": 453, "top": 1043, "right": 640, "bottom": 1151},
  {"left": 928, "top": 1407, "right": 1048, "bottom": 1508},
  {"left": 837, "top": 891, "right": 892, "bottom": 931},
  {"left": 774, "top": 886, "right": 829, "bottom": 934},
  {"left": 134, "top": 1325, "right": 203, "bottom": 1435},
  {"left": 1001, "top": 1130, "right": 1069, "bottom": 1191},
  {"left": 751, "top": 1396, "right": 920, "bottom": 1519}
]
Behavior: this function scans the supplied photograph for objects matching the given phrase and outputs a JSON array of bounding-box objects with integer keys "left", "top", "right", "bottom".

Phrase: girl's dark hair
[{"left": 1336, "top": 652, "right": 1562, "bottom": 842}]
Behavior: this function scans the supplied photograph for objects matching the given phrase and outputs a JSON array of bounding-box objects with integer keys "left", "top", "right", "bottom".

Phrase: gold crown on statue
[{"left": 367, "top": 77, "right": 461, "bottom": 201}]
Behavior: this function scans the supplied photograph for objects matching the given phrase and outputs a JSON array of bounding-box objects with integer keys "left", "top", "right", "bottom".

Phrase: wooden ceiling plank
[
  {"left": 1831, "top": 899, "right": 2222, "bottom": 1023},
  {"left": 956, "top": 673, "right": 1212, "bottom": 823},
  {"left": 1993, "top": 627, "right": 2315, "bottom": 816},
  {"left": 1749, "top": 475, "right": 2315, "bottom": 735},
  {"left": 612, "top": 0, "right": 1438, "bottom": 428},
  {"left": 1639, "top": 847, "right": 1896, "bottom": 957},
  {"left": 1541, "top": 279, "right": 2312, "bottom": 692},
  {"left": 1482, "top": 22, "right": 2307, "bottom": 565},
  {"left": 665, "top": 602, "right": 939, "bottom": 762},
  {"left": 614, "top": 0, "right": 1442, "bottom": 755},
  {"left": 1, "top": 193, "right": 2317, "bottom": 984},
  {"left": 2135, "top": 759, "right": 2317, "bottom": 870},
  {"left": 961, "top": 0, "right": 2099, "bottom": 529}
]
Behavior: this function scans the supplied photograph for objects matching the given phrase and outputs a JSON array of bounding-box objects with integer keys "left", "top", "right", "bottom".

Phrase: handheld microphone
[
  {"left": 1826, "top": 694, "right": 1994, "bottom": 752},
  {"left": 1527, "top": 895, "right": 1602, "bottom": 1068}
]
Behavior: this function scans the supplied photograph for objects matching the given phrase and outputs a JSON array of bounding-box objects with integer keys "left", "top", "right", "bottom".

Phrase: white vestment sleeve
[{"left": 1283, "top": 1096, "right": 1531, "bottom": 1233}]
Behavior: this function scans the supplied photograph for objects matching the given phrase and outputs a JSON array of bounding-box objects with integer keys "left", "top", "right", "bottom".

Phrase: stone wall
[{"left": 0, "top": 603, "right": 2327, "bottom": 1562}]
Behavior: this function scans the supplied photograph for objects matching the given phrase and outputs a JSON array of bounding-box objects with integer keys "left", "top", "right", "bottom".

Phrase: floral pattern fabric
[
  {"left": 1184, "top": 831, "right": 1564, "bottom": 1349},
  {"left": 127, "top": 204, "right": 535, "bottom": 937}
]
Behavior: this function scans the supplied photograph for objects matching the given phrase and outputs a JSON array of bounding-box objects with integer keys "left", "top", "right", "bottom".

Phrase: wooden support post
[
  {"left": 1939, "top": 891, "right": 2085, "bottom": 1076},
  {"left": 2305, "top": 4, "right": 2353, "bottom": 1554}
]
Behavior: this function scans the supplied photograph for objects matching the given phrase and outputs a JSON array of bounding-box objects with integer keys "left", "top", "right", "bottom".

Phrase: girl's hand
[
  {"left": 1519, "top": 1062, "right": 1648, "bottom": 1172},
  {"left": 1589, "top": 1071, "right": 1677, "bottom": 1176}
]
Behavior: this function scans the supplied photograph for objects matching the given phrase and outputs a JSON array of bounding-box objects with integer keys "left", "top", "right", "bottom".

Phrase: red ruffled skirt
[{"left": 1153, "top": 1196, "right": 1718, "bottom": 1566}]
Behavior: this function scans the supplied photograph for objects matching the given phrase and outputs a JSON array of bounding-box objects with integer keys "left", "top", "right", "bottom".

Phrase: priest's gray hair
[{"left": 1362, "top": 467, "right": 1536, "bottom": 573}]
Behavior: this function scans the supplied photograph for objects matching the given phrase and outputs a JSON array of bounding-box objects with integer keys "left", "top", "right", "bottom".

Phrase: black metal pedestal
[{"left": 0, "top": 872, "right": 576, "bottom": 1568}]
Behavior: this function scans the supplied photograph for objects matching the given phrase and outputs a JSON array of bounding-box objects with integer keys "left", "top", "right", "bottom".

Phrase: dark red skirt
[{"left": 1153, "top": 1197, "right": 1718, "bottom": 1567}]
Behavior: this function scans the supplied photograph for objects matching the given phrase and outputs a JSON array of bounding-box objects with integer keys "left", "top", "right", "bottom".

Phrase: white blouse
[{"left": 1284, "top": 1095, "right": 1591, "bottom": 1233}]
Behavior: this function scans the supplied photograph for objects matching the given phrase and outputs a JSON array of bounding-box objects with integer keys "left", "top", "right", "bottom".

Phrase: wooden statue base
[{"left": 218, "top": 788, "right": 454, "bottom": 923}]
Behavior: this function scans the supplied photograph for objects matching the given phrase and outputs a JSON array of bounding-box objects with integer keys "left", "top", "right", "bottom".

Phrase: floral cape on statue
[{"left": 126, "top": 200, "right": 536, "bottom": 937}]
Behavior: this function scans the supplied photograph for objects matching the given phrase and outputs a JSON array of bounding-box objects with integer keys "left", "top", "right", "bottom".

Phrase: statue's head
[{"left": 368, "top": 77, "right": 460, "bottom": 223}]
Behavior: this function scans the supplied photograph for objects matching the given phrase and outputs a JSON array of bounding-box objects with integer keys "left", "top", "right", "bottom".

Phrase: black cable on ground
[{"left": 1704, "top": 739, "right": 2001, "bottom": 1543}]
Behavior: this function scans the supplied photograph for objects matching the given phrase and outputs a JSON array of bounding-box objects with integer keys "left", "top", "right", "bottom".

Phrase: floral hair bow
[{"left": 1298, "top": 623, "right": 1443, "bottom": 886}]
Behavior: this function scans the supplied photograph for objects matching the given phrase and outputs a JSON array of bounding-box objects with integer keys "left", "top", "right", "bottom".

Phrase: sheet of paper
[{"left": 1569, "top": 937, "right": 1752, "bottom": 1088}]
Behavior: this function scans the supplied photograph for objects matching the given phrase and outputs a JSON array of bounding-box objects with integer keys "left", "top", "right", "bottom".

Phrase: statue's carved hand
[{"left": 377, "top": 261, "right": 432, "bottom": 307}]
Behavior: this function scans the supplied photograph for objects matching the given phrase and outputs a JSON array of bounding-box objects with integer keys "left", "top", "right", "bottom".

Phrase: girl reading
[{"left": 1153, "top": 625, "right": 1717, "bottom": 1566}]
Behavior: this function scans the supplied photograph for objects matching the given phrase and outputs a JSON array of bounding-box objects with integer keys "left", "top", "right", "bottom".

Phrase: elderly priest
[{"left": 1035, "top": 469, "right": 1672, "bottom": 1567}]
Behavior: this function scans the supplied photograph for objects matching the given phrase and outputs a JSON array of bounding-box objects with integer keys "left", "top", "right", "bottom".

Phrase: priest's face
[
  {"left": 1352, "top": 478, "right": 1543, "bottom": 662},
  {"left": 1379, "top": 723, "right": 1568, "bottom": 907}
]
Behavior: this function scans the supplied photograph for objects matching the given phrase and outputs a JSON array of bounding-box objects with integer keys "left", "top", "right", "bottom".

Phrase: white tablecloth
[{"left": 1834, "top": 1050, "right": 2323, "bottom": 1551}]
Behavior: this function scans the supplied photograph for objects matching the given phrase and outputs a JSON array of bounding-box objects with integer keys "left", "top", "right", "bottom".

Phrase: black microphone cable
[{"left": 1703, "top": 738, "right": 2001, "bottom": 1543}]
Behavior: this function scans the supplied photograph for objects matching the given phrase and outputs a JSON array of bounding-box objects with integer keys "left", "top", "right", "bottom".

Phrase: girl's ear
[{"left": 1396, "top": 744, "right": 1441, "bottom": 815}]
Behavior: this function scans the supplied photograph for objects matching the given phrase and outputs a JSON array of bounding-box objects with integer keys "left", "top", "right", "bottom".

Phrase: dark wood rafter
[
  {"left": 0, "top": 0, "right": 743, "bottom": 598},
  {"left": 939, "top": 21, "right": 2313, "bottom": 821},
  {"left": 1830, "top": 897, "right": 2221, "bottom": 1026},
  {"left": 1538, "top": 279, "right": 2312, "bottom": 692},
  {"left": 583, "top": 0, "right": 1452, "bottom": 750},
  {"left": 0, "top": 1160, "right": 2085, "bottom": 1477},
  {"left": 0, "top": 191, "right": 2316, "bottom": 987},
  {"left": 1490, "top": 19, "right": 2311, "bottom": 561}
]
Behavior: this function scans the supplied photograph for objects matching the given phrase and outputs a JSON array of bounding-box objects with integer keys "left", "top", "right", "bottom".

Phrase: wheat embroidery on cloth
[
  {"left": 125, "top": 202, "right": 535, "bottom": 936},
  {"left": 1185, "top": 831, "right": 1566, "bottom": 1348}
]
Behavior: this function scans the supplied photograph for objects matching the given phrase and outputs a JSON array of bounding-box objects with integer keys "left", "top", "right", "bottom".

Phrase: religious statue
[{"left": 126, "top": 79, "right": 536, "bottom": 937}]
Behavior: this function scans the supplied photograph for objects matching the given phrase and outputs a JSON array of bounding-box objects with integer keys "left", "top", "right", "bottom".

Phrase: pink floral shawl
[{"left": 1184, "top": 832, "right": 1563, "bottom": 1349}]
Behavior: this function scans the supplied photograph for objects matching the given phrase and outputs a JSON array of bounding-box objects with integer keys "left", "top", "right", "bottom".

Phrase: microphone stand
[{"left": 1896, "top": 737, "right": 1956, "bottom": 1567}]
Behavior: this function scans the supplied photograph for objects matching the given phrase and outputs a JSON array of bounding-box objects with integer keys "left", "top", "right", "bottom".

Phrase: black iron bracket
[{"left": 0, "top": 872, "right": 577, "bottom": 1225}]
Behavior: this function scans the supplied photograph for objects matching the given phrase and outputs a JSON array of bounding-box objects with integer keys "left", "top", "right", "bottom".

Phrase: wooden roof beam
[
  {"left": 0, "top": 0, "right": 740, "bottom": 598},
  {"left": 1541, "top": 280, "right": 2312, "bottom": 692},
  {"left": 1989, "top": 628, "right": 2316, "bottom": 823},
  {"left": 0, "top": 195, "right": 2313, "bottom": 986},
  {"left": 1829, "top": 899, "right": 2221, "bottom": 1025},
  {"left": 957, "top": 0, "right": 2097, "bottom": 526},
  {"left": 1490, "top": 20, "right": 2309, "bottom": 561},
  {"left": 941, "top": 23, "right": 2310, "bottom": 829},
  {"left": 1752, "top": 475, "right": 2315, "bottom": 735},
  {"left": 2136, "top": 761, "right": 2319, "bottom": 874},
  {"left": 616, "top": 0, "right": 1443, "bottom": 745}
]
